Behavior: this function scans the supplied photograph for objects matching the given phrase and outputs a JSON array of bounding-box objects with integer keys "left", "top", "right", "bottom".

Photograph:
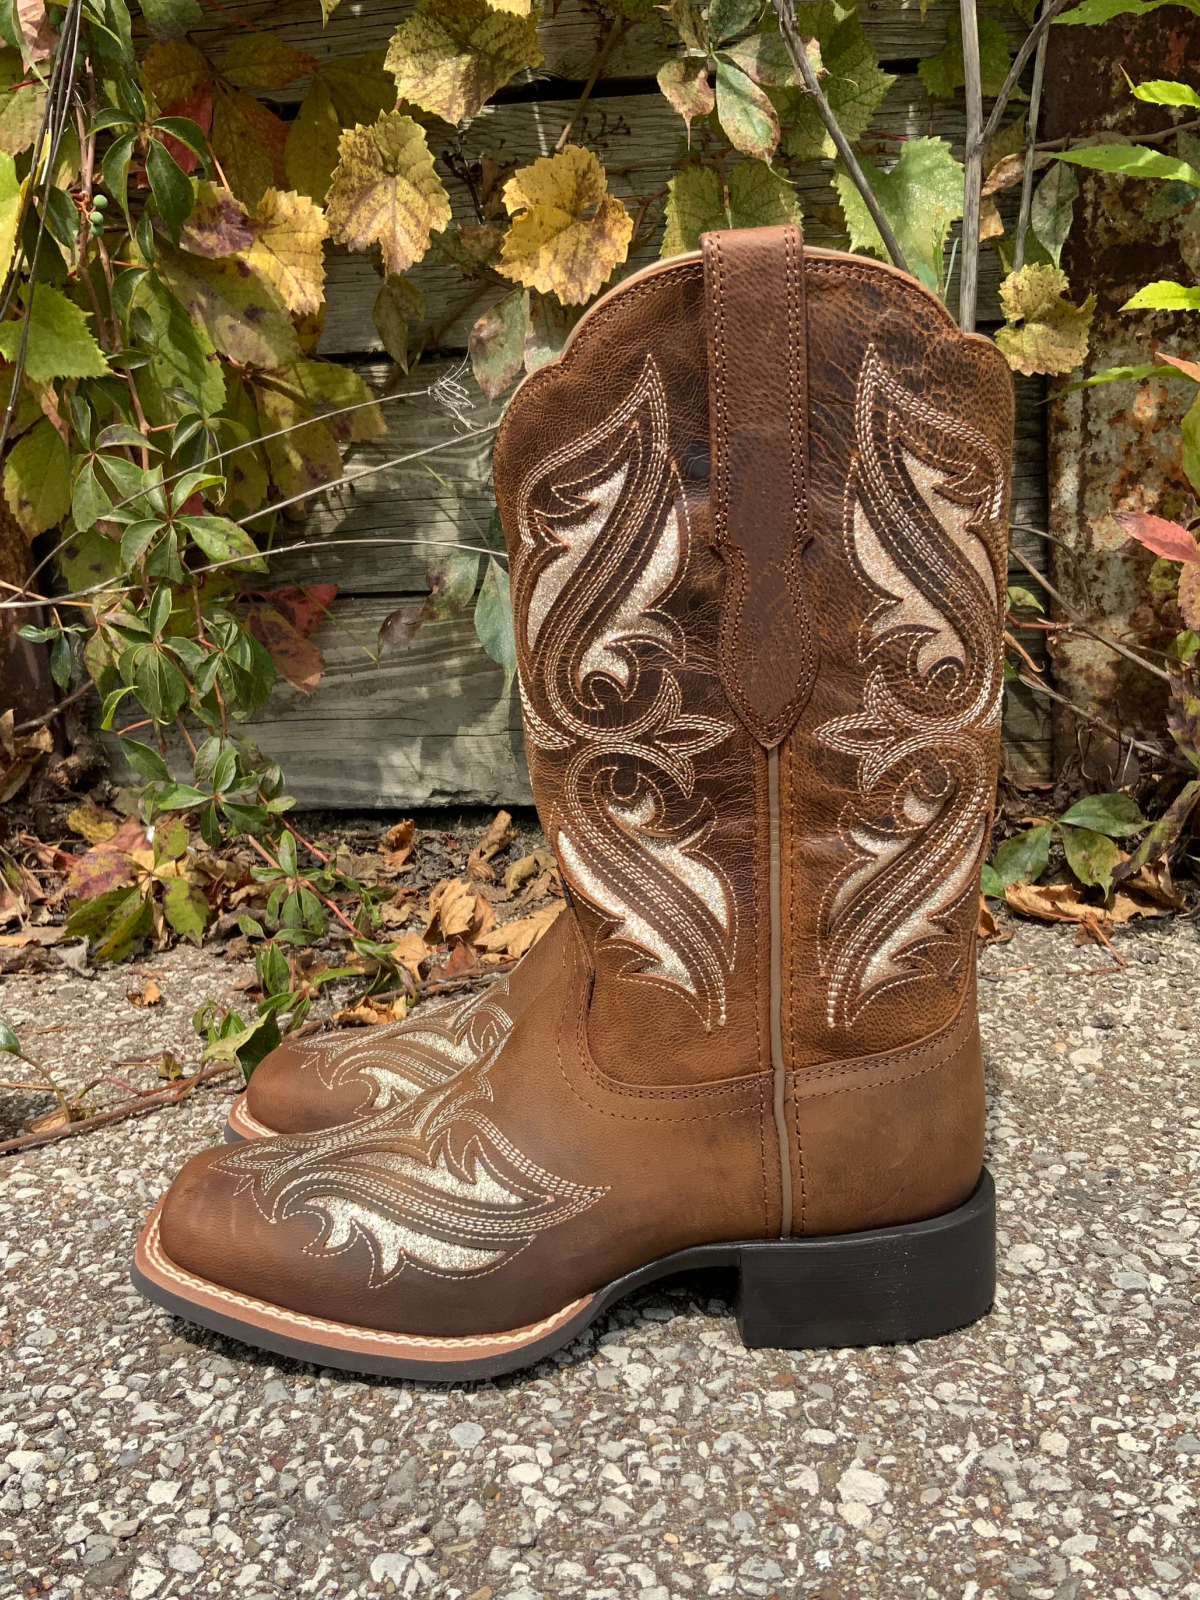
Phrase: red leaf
[
  {"left": 1115, "top": 512, "right": 1200, "bottom": 564},
  {"left": 1156, "top": 351, "right": 1200, "bottom": 384},
  {"left": 245, "top": 604, "right": 325, "bottom": 695},
  {"left": 64, "top": 817, "right": 149, "bottom": 901},
  {"left": 158, "top": 84, "right": 213, "bottom": 176},
  {"left": 250, "top": 584, "right": 337, "bottom": 638}
]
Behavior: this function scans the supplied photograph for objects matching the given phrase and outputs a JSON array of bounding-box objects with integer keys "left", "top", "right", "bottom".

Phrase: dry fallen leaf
[
  {"left": 380, "top": 817, "right": 416, "bottom": 870},
  {"left": 503, "top": 849, "right": 555, "bottom": 896},
  {"left": 977, "top": 895, "right": 1012, "bottom": 946},
  {"left": 66, "top": 805, "right": 120, "bottom": 846},
  {"left": 127, "top": 979, "right": 163, "bottom": 1008},
  {"left": 334, "top": 995, "right": 408, "bottom": 1027},
  {"left": 389, "top": 931, "right": 430, "bottom": 979},
  {"left": 26, "top": 1105, "right": 72, "bottom": 1134},
  {"left": 467, "top": 809, "right": 514, "bottom": 882},
  {"left": 475, "top": 898, "right": 564, "bottom": 960},
  {"left": 1005, "top": 879, "right": 1168, "bottom": 930},
  {"left": 426, "top": 877, "right": 494, "bottom": 944}
]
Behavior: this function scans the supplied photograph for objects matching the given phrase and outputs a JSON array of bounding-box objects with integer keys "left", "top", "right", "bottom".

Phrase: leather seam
[
  {"left": 792, "top": 1040, "right": 969, "bottom": 1103},
  {"left": 562, "top": 918, "right": 768, "bottom": 1121}
]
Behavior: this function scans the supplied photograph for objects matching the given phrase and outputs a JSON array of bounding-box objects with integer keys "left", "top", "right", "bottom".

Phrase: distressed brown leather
[
  {"left": 237, "top": 912, "right": 567, "bottom": 1135},
  {"left": 148, "top": 233, "right": 1012, "bottom": 1340},
  {"left": 703, "top": 225, "right": 815, "bottom": 747}
]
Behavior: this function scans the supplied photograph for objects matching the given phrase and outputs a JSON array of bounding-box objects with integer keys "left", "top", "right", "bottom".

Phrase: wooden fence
[{"left": 177, "top": 0, "right": 1052, "bottom": 806}]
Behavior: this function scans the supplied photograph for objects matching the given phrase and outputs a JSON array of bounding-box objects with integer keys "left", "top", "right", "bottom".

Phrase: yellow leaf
[
  {"left": 241, "top": 188, "right": 328, "bottom": 316},
  {"left": 141, "top": 37, "right": 210, "bottom": 113},
  {"left": 995, "top": 264, "right": 1095, "bottom": 378},
  {"left": 385, "top": 0, "right": 542, "bottom": 125},
  {"left": 499, "top": 146, "right": 633, "bottom": 306},
  {"left": 324, "top": 111, "right": 451, "bottom": 277},
  {"left": 487, "top": 0, "right": 531, "bottom": 12}
]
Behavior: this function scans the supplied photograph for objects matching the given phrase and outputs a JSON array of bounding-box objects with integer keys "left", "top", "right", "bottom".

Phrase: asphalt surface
[{"left": 1, "top": 916, "right": 1198, "bottom": 1600}]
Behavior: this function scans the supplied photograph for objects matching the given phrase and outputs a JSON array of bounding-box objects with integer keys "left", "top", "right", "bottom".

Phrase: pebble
[{"left": 0, "top": 919, "right": 1197, "bottom": 1599}]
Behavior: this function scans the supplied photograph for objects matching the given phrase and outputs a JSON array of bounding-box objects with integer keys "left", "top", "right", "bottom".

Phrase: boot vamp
[
  {"left": 240, "top": 910, "right": 569, "bottom": 1134},
  {"left": 157, "top": 920, "right": 772, "bottom": 1339}
]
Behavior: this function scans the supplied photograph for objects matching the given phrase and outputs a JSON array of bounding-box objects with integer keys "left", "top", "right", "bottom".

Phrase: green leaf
[
  {"left": 474, "top": 555, "right": 517, "bottom": 676},
  {"left": 145, "top": 138, "right": 195, "bottom": 243},
  {"left": 780, "top": 2, "right": 894, "bottom": 163},
  {"left": 155, "top": 243, "right": 299, "bottom": 369},
  {"left": 727, "top": 159, "right": 800, "bottom": 228},
  {"left": 0, "top": 1016, "right": 21, "bottom": 1054},
  {"left": 468, "top": 287, "right": 528, "bottom": 400},
  {"left": 1006, "top": 584, "right": 1044, "bottom": 613},
  {"left": 69, "top": 458, "right": 111, "bottom": 534},
  {"left": 709, "top": 0, "right": 764, "bottom": 45},
  {"left": 140, "top": 0, "right": 204, "bottom": 38},
  {"left": 120, "top": 519, "right": 165, "bottom": 570},
  {"left": 1057, "top": 361, "right": 1179, "bottom": 393},
  {"left": 1183, "top": 392, "right": 1200, "bottom": 497},
  {"left": 980, "top": 863, "right": 1004, "bottom": 899},
  {"left": 256, "top": 939, "right": 290, "bottom": 997},
  {"left": 1133, "top": 78, "right": 1200, "bottom": 108},
  {"left": 153, "top": 116, "right": 210, "bottom": 165},
  {"left": 131, "top": 276, "right": 226, "bottom": 418},
  {"left": 3, "top": 418, "right": 70, "bottom": 536},
  {"left": 277, "top": 829, "right": 298, "bottom": 876},
  {"left": 1059, "top": 792, "right": 1146, "bottom": 837},
  {"left": 990, "top": 823, "right": 1054, "bottom": 888},
  {"left": 835, "top": 137, "right": 963, "bottom": 294},
  {"left": 1060, "top": 823, "right": 1123, "bottom": 893},
  {"left": 50, "top": 633, "right": 71, "bottom": 688},
  {"left": 100, "top": 130, "right": 136, "bottom": 227},
  {"left": 1030, "top": 163, "right": 1078, "bottom": 269},
  {"left": 919, "top": 12, "right": 1018, "bottom": 100},
  {"left": 0, "top": 151, "right": 19, "bottom": 283},
  {"left": 1055, "top": 0, "right": 1200, "bottom": 23},
  {"left": 130, "top": 644, "right": 189, "bottom": 722},
  {"left": 661, "top": 165, "right": 726, "bottom": 258},
  {"left": 714, "top": 61, "right": 779, "bottom": 160},
  {"left": 1122, "top": 281, "right": 1200, "bottom": 312},
  {"left": 0, "top": 51, "right": 46, "bottom": 158},
  {"left": 1054, "top": 144, "right": 1200, "bottom": 188},
  {"left": 91, "top": 886, "right": 155, "bottom": 964},
  {"left": 119, "top": 737, "right": 170, "bottom": 781},
  {"left": 178, "top": 514, "right": 268, "bottom": 572},
  {"left": 0, "top": 284, "right": 109, "bottom": 384},
  {"left": 154, "top": 782, "right": 211, "bottom": 810}
]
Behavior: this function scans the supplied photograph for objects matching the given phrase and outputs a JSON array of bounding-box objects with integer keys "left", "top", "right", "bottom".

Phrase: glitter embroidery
[
  {"left": 511, "top": 357, "right": 736, "bottom": 1028},
  {"left": 818, "top": 345, "right": 1006, "bottom": 1028}
]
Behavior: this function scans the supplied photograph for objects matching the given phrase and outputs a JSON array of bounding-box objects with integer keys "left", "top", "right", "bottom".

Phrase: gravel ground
[{"left": 1, "top": 915, "right": 1198, "bottom": 1600}]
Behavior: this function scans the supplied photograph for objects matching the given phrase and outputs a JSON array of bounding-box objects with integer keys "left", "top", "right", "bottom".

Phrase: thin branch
[
  {"left": 1009, "top": 547, "right": 1172, "bottom": 684},
  {"left": 1011, "top": 668, "right": 1191, "bottom": 770},
  {"left": 0, "top": 1062, "right": 235, "bottom": 1159},
  {"left": 555, "top": 16, "right": 627, "bottom": 153},
  {"left": 13, "top": 681, "right": 91, "bottom": 734},
  {"left": 1013, "top": 6, "right": 1050, "bottom": 271},
  {"left": 958, "top": 0, "right": 984, "bottom": 331},
  {"left": 235, "top": 425, "right": 500, "bottom": 528},
  {"left": 21, "top": 376, "right": 468, "bottom": 597},
  {"left": 980, "top": 0, "right": 1075, "bottom": 154},
  {"left": 773, "top": 0, "right": 910, "bottom": 274}
]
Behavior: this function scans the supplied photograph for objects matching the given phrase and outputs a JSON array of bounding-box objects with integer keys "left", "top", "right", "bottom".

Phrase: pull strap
[{"left": 702, "top": 224, "right": 816, "bottom": 748}]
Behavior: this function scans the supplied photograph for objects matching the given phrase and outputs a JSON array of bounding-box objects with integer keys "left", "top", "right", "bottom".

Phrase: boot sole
[{"left": 131, "top": 1169, "right": 994, "bottom": 1382}]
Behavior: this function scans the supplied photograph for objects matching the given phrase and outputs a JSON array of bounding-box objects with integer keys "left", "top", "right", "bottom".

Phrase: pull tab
[{"left": 702, "top": 224, "right": 816, "bottom": 748}]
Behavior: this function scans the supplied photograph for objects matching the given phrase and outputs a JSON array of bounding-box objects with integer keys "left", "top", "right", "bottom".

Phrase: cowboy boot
[
  {"left": 134, "top": 225, "right": 1013, "bottom": 1380},
  {"left": 223, "top": 918, "right": 567, "bottom": 1140}
]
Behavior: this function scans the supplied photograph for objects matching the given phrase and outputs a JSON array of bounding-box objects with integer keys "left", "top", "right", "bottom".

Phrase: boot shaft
[{"left": 492, "top": 228, "right": 1013, "bottom": 1084}]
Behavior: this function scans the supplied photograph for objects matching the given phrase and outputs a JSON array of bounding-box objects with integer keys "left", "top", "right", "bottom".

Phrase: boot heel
[{"left": 735, "top": 1169, "right": 995, "bottom": 1349}]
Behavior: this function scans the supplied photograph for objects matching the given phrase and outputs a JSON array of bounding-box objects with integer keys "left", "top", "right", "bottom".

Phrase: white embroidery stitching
[
  {"left": 214, "top": 978, "right": 606, "bottom": 1285},
  {"left": 512, "top": 356, "right": 735, "bottom": 1028},
  {"left": 818, "top": 345, "right": 1005, "bottom": 1028}
]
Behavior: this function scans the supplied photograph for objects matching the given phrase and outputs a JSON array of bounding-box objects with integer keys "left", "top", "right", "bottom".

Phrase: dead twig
[
  {"left": 1008, "top": 547, "right": 1171, "bottom": 684},
  {"left": 1013, "top": 2, "right": 1050, "bottom": 271},
  {"left": 556, "top": 17, "right": 628, "bottom": 153},
  {"left": 958, "top": 0, "right": 984, "bottom": 331},
  {"left": 773, "top": 0, "right": 910, "bottom": 273},
  {"left": 0, "top": 1062, "right": 235, "bottom": 1159},
  {"left": 1012, "top": 667, "right": 1191, "bottom": 770}
]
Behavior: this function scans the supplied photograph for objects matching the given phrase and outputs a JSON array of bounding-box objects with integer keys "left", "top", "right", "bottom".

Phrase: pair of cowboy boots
[{"left": 133, "top": 226, "right": 1013, "bottom": 1380}]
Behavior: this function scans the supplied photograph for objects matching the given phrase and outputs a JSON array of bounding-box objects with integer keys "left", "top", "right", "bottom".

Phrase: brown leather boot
[
  {"left": 223, "top": 922, "right": 566, "bottom": 1140},
  {"left": 134, "top": 226, "right": 1013, "bottom": 1380}
]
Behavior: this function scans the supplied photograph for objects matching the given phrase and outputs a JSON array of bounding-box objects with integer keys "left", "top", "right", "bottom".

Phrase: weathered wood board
[{"left": 182, "top": 1, "right": 1052, "bottom": 804}]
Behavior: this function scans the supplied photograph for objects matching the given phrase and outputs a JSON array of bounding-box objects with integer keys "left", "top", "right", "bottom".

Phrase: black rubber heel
[{"left": 735, "top": 1168, "right": 995, "bottom": 1349}]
